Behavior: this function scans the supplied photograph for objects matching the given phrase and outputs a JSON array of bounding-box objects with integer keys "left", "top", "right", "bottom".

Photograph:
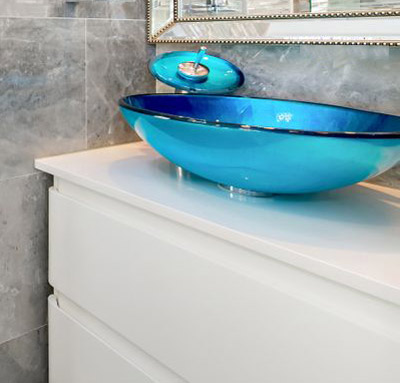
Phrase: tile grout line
[
  {"left": 0, "top": 324, "right": 47, "bottom": 348},
  {"left": 0, "top": 15, "right": 146, "bottom": 22},
  {"left": 85, "top": 17, "right": 88, "bottom": 149},
  {"left": 0, "top": 171, "right": 41, "bottom": 184}
]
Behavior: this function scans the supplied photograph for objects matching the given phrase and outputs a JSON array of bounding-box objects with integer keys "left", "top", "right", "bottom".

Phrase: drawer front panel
[
  {"left": 49, "top": 296, "right": 156, "bottom": 383},
  {"left": 49, "top": 189, "right": 400, "bottom": 383}
]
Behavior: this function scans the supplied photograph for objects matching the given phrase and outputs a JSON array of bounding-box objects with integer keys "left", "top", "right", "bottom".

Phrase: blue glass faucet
[
  {"left": 176, "top": 46, "right": 210, "bottom": 83},
  {"left": 119, "top": 48, "right": 400, "bottom": 195},
  {"left": 149, "top": 46, "right": 245, "bottom": 94}
]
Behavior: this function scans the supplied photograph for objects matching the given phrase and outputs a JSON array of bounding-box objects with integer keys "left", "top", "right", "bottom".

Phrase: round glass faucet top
[{"left": 120, "top": 48, "right": 400, "bottom": 195}]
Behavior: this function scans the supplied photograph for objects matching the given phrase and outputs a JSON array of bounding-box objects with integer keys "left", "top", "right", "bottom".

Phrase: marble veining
[
  {"left": 370, "top": 164, "right": 400, "bottom": 189},
  {"left": 0, "top": 17, "right": 86, "bottom": 181},
  {"left": 0, "top": 173, "right": 52, "bottom": 344},
  {"left": 0, "top": 2, "right": 154, "bottom": 380},
  {"left": 0, "top": 326, "right": 48, "bottom": 383},
  {"left": 0, "top": 0, "right": 145, "bottom": 19},
  {"left": 0, "top": 0, "right": 50, "bottom": 17},
  {"left": 86, "top": 19, "right": 155, "bottom": 148},
  {"left": 49, "top": 0, "right": 146, "bottom": 20}
]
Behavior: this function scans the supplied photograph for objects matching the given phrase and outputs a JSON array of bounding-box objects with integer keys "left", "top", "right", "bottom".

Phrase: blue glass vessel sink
[{"left": 119, "top": 94, "right": 400, "bottom": 194}]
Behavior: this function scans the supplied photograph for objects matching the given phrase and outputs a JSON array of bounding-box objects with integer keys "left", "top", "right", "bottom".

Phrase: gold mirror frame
[{"left": 148, "top": 0, "right": 400, "bottom": 46}]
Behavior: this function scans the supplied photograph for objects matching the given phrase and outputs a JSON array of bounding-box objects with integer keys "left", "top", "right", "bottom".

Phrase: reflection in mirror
[
  {"left": 150, "top": 0, "right": 400, "bottom": 45},
  {"left": 180, "top": 0, "right": 311, "bottom": 16},
  {"left": 159, "top": 17, "right": 400, "bottom": 42},
  {"left": 152, "top": 0, "right": 174, "bottom": 34},
  {"left": 179, "top": 0, "right": 400, "bottom": 18},
  {"left": 312, "top": 0, "right": 400, "bottom": 12}
]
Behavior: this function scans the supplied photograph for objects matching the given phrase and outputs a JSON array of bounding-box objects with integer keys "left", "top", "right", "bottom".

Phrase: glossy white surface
[
  {"left": 36, "top": 142, "right": 400, "bottom": 305},
  {"left": 48, "top": 188, "right": 400, "bottom": 382},
  {"left": 49, "top": 296, "right": 185, "bottom": 383}
]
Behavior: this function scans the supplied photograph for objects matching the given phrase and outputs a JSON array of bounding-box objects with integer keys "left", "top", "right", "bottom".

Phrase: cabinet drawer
[
  {"left": 49, "top": 296, "right": 156, "bottom": 383},
  {"left": 49, "top": 189, "right": 400, "bottom": 383}
]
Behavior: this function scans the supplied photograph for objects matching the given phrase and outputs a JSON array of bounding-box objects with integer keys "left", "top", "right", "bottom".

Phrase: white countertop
[{"left": 36, "top": 142, "right": 400, "bottom": 305}]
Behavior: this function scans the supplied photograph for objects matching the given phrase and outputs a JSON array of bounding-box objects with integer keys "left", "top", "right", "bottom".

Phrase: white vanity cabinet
[{"left": 36, "top": 142, "right": 400, "bottom": 383}]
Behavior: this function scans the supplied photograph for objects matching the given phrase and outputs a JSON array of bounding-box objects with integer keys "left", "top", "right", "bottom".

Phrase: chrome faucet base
[{"left": 218, "top": 184, "right": 275, "bottom": 198}]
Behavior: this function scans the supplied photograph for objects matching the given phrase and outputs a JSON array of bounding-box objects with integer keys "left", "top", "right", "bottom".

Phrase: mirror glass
[
  {"left": 179, "top": 0, "right": 400, "bottom": 17},
  {"left": 151, "top": 0, "right": 174, "bottom": 34},
  {"left": 150, "top": 0, "right": 400, "bottom": 44}
]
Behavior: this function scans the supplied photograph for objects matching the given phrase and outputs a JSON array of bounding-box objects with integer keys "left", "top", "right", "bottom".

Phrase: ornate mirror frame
[{"left": 148, "top": 0, "right": 400, "bottom": 45}]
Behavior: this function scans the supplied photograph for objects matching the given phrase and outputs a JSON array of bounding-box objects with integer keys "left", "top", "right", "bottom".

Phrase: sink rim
[{"left": 119, "top": 93, "right": 400, "bottom": 139}]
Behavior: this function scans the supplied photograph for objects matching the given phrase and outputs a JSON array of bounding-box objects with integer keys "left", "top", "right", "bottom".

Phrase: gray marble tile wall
[
  {"left": 0, "top": 0, "right": 155, "bottom": 381},
  {"left": 50, "top": 0, "right": 146, "bottom": 19},
  {"left": 157, "top": 43, "right": 400, "bottom": 189},
  {"left": 86, "top": 19, "right": 154, "bottom": 147},
  {"left": 1, "top": 4, "right": 398, "bottom": 378},
  {"left": 0, "top": 0, "right": 145, "bottom": 19}
]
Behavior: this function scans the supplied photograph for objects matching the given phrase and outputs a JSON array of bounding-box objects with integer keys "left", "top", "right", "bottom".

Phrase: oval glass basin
[{"left": 119, "top": 94, "right": 400, "bottom": 194}]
